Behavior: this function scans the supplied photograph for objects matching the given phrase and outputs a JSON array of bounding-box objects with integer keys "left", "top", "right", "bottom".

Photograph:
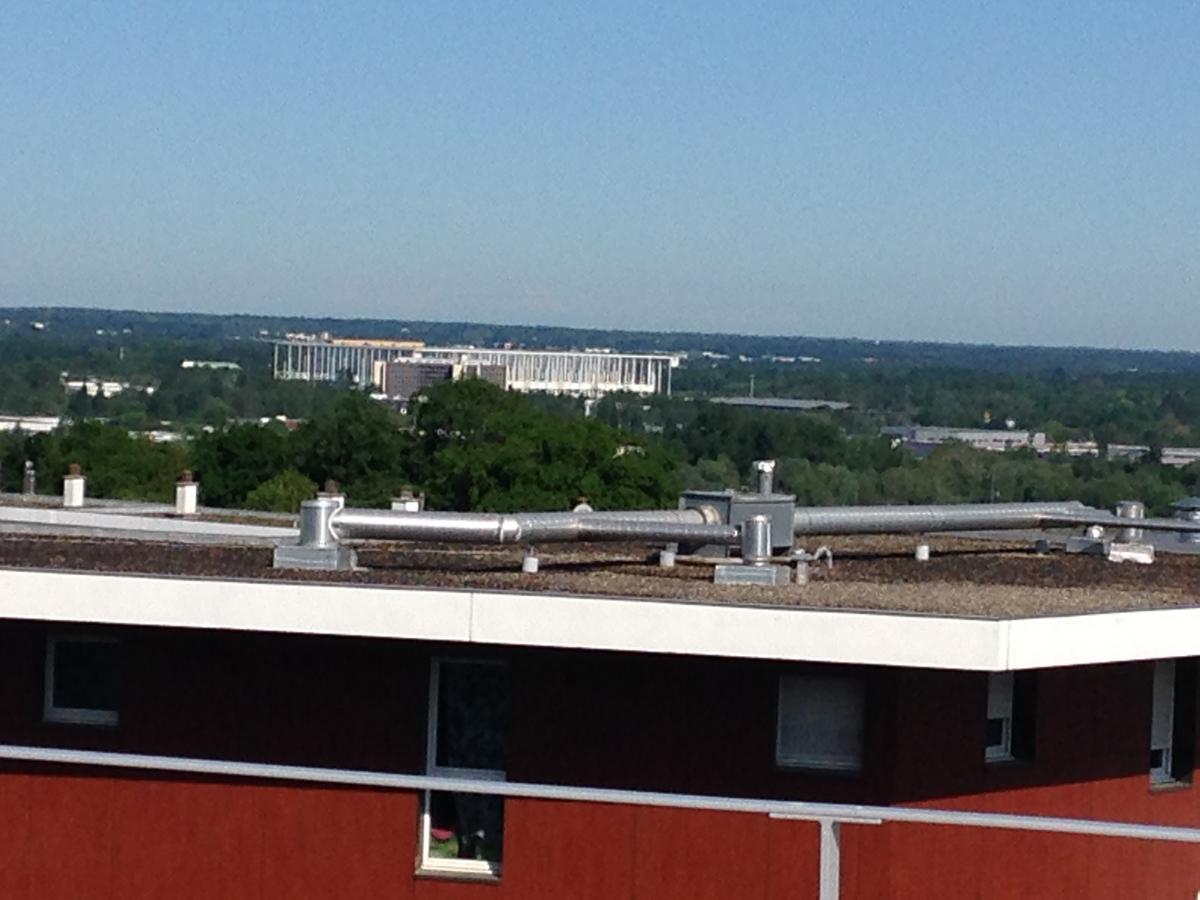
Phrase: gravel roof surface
[{"left": 1, "top": 532, "right": 1198, "bottom": 618}]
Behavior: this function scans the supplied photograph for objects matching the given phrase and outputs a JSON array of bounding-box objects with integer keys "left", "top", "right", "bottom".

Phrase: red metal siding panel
[
  {"left": 258, "top": 784, "right": 416, "bottom": 900},
  {"left": 629, "top": 806, "right": 771, "bottom": 900},
  {"left": 500, "top": 799, "right": 637, "bottom": 900},
  {"left": 25, "top": 772, "right": 115, "bottom": 900},
  {"left": 0, "top": 770, "right": 32, "bottom": 900},
  {"left": 764, "top": 818, "right": 821, "bottom": 900},
  {"left": 107, "top": 776, "right": 263, "bottom": 900}
]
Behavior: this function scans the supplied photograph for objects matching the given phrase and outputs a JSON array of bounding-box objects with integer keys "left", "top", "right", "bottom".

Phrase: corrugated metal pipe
[
  {"left": 322, "top": 504, "right": 739, "bottom": 547},
  {"left": 791, "top": 501, "right": 1092, "bottom": 536}
]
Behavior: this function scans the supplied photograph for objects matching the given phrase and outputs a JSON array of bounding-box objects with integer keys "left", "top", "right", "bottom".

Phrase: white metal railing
[{"left": 2, "top": 743, "right": 1198, "bottom": 899}]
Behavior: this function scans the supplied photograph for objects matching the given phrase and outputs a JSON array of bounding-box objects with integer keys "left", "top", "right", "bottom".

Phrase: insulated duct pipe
[
  {"left": 324, "top": 505, "right": 739, "bottom": 546},
  {"left": 791, "top": 501, "right": 1092, "bottom": 536}
]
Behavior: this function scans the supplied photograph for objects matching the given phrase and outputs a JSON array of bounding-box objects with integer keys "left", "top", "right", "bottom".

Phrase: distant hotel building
[
  {"left": 271, "top": 335, "right": 680, "bottom": 398},
  {"left": 374, "top": 359, "right": 507, "bottom": 402}
]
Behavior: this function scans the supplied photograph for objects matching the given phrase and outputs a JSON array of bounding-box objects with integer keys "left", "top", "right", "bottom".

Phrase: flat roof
[
  {"left": 0, "top": 530, "right": 1196, "bottom": 619},
  {"left": 2, "top": 527, "right": 1200, "bottom": 670}
]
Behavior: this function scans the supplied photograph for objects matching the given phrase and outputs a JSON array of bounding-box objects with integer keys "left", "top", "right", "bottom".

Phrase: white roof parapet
[{"left": 4, "top": 566, "right": 1200, "bottom": 671}]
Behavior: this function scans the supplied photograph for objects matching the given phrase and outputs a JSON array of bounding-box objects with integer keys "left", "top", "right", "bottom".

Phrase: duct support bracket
[
  {"left": 714, "top": 563, "right": 790, "bottom": 586},
  {"left": 272, "top": 544, "right": 358, "bottom": 571}
]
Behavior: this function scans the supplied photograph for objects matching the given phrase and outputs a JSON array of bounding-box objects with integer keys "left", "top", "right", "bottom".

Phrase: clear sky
[{"left": 1, "top": 2, "right": 1197, "bottom": 349}]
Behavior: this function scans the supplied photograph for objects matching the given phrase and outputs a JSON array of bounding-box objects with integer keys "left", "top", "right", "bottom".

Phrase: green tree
[
  {"left": 292, "top": 391, "right": 414, "bottom": 506},
  {"left": 413, "top": 380, "right": 680, "bottom": 511},
  {"left": 244, "top": 469, "right": 317, "bottom": 513},
  {"left": 190, "top": 422, "right": 291, "bottom": 507}
]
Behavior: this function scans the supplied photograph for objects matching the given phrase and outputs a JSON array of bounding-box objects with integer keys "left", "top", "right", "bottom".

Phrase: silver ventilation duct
[
  {"left": 330, "top": 506, "right": 738, "bottom": 546},
  {"left": 791, "top": 501, "right": 1091, "bottom": 536}
]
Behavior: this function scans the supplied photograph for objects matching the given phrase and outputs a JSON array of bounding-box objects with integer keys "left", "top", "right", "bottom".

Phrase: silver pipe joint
[
  {"left": 1116, "top": 500, "right": 1145, "bottom": 543},
  {"left": 299, "top": 498, "right": 340, "bottom": 549},
  {"left": 741, "top": 515, "right": 772, "bottom": 565}
]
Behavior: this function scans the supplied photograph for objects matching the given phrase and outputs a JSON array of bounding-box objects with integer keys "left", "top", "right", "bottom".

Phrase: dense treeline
[
  {"left": 6, "top": 325, "right": 1200, "bottom": 448},
  {"left": 609, "top": 364, "right": 1200, "bottom": 451},
  {"left": 594, "top": 395, "right": 1200, "bottom": 515},
  {"left": 1, "top": 382, "right": 681, "bottom": 512},
  {"left": 4, "top": 320, "right": 1200, "bottom": 515},
  {"left": 0, "top": 335, "right": 346, "bottom": 425},
  {"left": 4, "top": 380, "right": 1199, "bottom": 517}
]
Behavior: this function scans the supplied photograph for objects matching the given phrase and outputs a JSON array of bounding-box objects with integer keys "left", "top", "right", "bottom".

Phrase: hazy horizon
[{"left": 3, "top": 3, "right": 1197, "bottom": 352}]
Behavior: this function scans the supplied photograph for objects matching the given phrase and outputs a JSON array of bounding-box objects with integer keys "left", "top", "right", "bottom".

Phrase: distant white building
[
  {"left": 181, "top": 360, "right": 242, "bottom": 371},
  {"left": 0, "top": 415, "right": 60, "bottom": 434},
  {"left": 272, "top": 337, "right": 680, "bottom": 398},
  {"left": 883, "top": 426, "right": 1047, "bottom": 455},
  {"left": 62, "top": 376, "right": 155, "bottom": 399}
]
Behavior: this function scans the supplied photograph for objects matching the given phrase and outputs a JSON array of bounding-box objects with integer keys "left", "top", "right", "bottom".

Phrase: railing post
[{"left": 819, "top": 819, "right": 841, "bottom": 900}]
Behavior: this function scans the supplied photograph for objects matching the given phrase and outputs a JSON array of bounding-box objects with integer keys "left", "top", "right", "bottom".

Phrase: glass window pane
[
  {"left": 427, "top": 792, "right": 504, "bottom": 864},
  {"left": 53, "top": 640, "right": 118, "bottom": 712},
  {"left": 777, "top": 675, "right": 864, "bottom": 770},
  {"left": 436, "top": 663, "right": 507, "bottom": 772},
  {"left": 986, "top": 717, "right": 1005, "bottom": 749}
]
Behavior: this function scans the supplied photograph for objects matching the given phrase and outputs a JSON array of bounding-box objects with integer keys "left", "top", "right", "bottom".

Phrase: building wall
[{"left": 2, "top": 621, "right": 1200, "bottom": 898}]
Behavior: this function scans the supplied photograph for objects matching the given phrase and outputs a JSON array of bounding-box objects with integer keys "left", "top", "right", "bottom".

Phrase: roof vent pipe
[
  {"left": 741, "top": 515, "right": 772, "bottom": 566},
  {"left": 1116, "top": 500, "right": 1145, "bottom": 543},
  {"left": 299, "top": 498, "right": 340, "bottom": 550},
  {"left": 753, "top": 459, "right": 776, "bottom": 495}
]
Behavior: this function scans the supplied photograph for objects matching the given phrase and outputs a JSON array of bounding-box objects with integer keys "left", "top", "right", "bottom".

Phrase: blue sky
[{"left": 1, "top": 2, "right": 1197, "bottom": 349}]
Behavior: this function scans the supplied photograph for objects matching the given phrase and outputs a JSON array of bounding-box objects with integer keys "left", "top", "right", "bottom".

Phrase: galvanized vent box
[{"left": 681, "top": 490, "right": 796, "bottom": 555}]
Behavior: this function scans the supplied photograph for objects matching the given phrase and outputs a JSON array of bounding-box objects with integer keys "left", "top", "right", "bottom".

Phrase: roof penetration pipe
[
  {"left": 328, "top": 507, "right": 739, "bottom": 546},
  {"left": 791, "top": 501, "right": 1092, "bottom": 536}
]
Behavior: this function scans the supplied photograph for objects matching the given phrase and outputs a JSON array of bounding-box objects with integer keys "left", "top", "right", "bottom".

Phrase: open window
[
  {"left": 420, "top": 659, "right": 508, "bottom": 877},
  {"left": 776, "top": 674, "right": 865, "bottom": 773},
  {"left": 1150, "top": 659, "right": 1196, "bottom": 786},
  {"left": 986, "top": 671, "right": 1036, "bottom": 763},
  {"left": 43, "top": 634, "right": 119, "bottom": 727}
]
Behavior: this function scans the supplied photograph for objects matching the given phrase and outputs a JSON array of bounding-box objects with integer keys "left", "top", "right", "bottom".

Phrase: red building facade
[{"left": 3, "top": 610, "right": 1200, "bottom": 899}]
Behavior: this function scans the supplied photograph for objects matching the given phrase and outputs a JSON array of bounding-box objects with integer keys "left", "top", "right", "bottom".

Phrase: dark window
[
  {"left": 434, "top": 661, "right": 508, "bottom": 773},
  {"left": 1152, "top": 658, "right": 1196, "bottom": 785},
  {"left": 1010, "top": 672, "right": 1038, "bottom": 761},
  {"left": 986, "top": 671, "right": 1036, "bottom": 763},
  {"left": 776, "top": 674, "right": 865, "bottom": 772},
  {"left": 422, "top": 659, "right": 507, "bottom": 876},
  {"left": 44, "top": 636, "right": 119, "bottom": 726},
  {"left": 1172, "top": 660, "right": 1197, "bottom": 781}
]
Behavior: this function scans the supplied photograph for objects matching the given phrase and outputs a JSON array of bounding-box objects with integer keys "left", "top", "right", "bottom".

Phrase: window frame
[
  {"left": 419, "top": 656, "right": 507, "bottom": 878},
  {"left": 1150, "top": 658, "right": 1195, "bottom": 786},
  {"left": 985, "top": 672, "right": 1015, "bottom": 762},
  {"left": 985, "top": 671, "right": 1037, "bottom": 764},
  {"left": 775, "top": 672, "right": 865, "bottom": 773},
  {"left": 43, "top": 633, "right": 119, "bottom": 727}
]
